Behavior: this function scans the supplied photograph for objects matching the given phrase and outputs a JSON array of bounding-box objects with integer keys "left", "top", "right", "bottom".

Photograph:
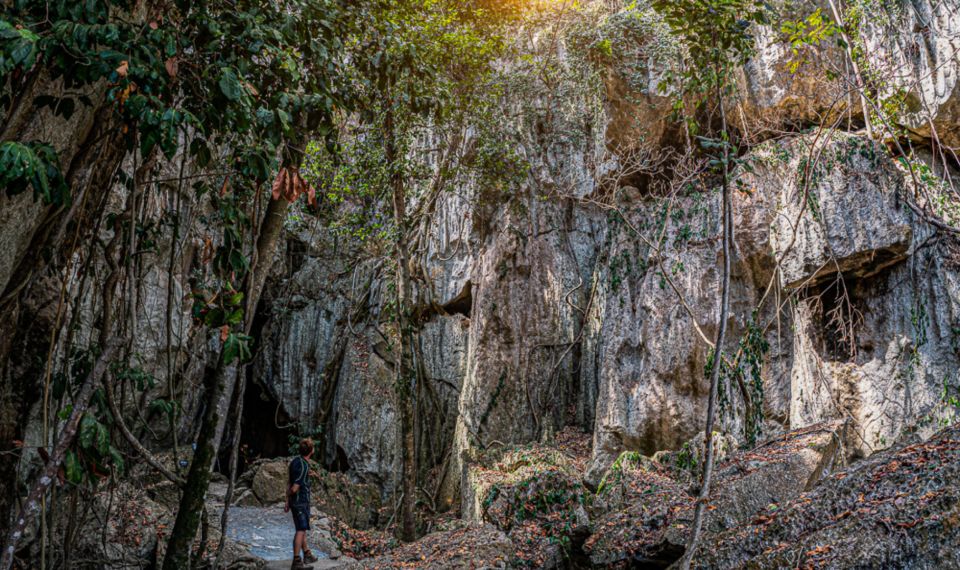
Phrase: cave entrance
[
  {"left": 234, "top": 378, "right": 297, "bottom": 474},
  {"left": 442, "top": 280, "right": 472, "bottom": 317},
  {"left": 802, "top": 271, "right": 868, "bottom": 361}
]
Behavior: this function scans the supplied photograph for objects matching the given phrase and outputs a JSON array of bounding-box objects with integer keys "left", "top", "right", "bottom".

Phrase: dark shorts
[{"left": 291, "top": 504, "right": 310, "bottom": 531}]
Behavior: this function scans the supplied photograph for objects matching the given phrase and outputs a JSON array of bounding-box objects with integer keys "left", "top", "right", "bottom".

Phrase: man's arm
[
  {"left": 286, "top": 460, "right": 302, "bottom": 511},
  {"left": 291, "top": 457, "right": 307, "bottom": 494}
]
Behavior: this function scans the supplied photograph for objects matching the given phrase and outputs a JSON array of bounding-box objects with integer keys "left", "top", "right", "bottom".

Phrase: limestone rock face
[
  {"left": 585, "top": 179, "right": 785, "bottom": 484},
  {"left": 599, "top": 0, "right": 960, "bottom": 150},
  {"left": 254, "top": 248, "right": 358, "bottom": 429},
  {"left": 449, "top": 202, "right": 599, "bottom": 493},
  {"left": 861, "top": 0, "right": 960, "bottom": 147},
  {"left": 327, "top": 327, "right": 399, "bottom": 490},
  {"left": 253, "top": 206, "right": 476, "bottom": 498},
  {"left": 586, "top": 131, "right": 960, "bottom": 482},
  {"left": 768, "top": 134, "right": 914, "bottom": 289},
  {"left": 47, "top": 0, "right": 949, "bottom": 524}
]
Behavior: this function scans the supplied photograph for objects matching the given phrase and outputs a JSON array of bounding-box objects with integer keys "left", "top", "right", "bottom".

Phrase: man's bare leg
[{"left": 294, "top": 530, "right": 305, "bottom": 559}]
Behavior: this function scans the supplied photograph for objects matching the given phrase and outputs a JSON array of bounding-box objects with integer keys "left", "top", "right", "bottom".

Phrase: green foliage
[
  {"left": 583, "top": 3, "right": 678, "bottom": 94},
  {"left": 674, "top": 441, "right": 698, "bottom": 472},
  {"left": 932, "top": 376, "right": 960, "bottom": 427},
  {"left": 0, "top": 19, "right": 38, "bottom": 75},
  {"left": 781, "top": 8, "right": 840, "bottom": 74},
  {"left": 472, "top": 123, "right": 530, "bottom": 197},
  {"left": 113, "top": 364, "right": 157, "bottom": 392},
  {"left": 705, "top": 316, "right": 770, "bottom": 444},
  {"left": 0, "top": 141, "right": 70, "bottom": 205},
  {"left": 222, "top": 332, "right": 253, "bottom": 365},
  {"left": 302, "top": 137, "right": 391, "bottom": 242},
  {"left": 2, "top": 0, "right": 367, "bottom": 374},
  {"left": 596, "top": 450, "right": 644, "bottom": 494},
  {"left": 62, "top": 411, "right": 125, "bottom": 486},
  {"left": 897, "top": 155, "right": 960, "bottom": 227},
  {"left": 653, "top": 0, "right": 768, "bottom": 103},
  {"left": 301, "top": 0, "right": 523, "bottom": 278},
  {"left": 1, "top": 0, "right": 356, "bottom": 224},
  {"left": 736, "top": 318, "right": 770, "bottom": 444}
]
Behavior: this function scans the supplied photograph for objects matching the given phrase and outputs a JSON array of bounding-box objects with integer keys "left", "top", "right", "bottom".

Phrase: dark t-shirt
[{"left": 288, "top": 456, "right": 311, "bottom": 507}]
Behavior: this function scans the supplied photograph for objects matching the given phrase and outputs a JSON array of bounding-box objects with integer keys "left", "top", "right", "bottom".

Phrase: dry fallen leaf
[{"left": 165, "top": 57, "right": 178, "bottom": 78}]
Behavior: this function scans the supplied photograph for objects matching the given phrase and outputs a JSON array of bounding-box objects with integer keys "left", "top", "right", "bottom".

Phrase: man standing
[{"left": 285, "top": 438, "right": 319, "bottom": 569}]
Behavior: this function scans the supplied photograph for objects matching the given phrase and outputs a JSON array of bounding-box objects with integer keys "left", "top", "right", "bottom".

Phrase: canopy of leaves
[
  {"left": 0, "top": 0, "right": 366, "bottom": 234},
  {"left": 653, "top": 0, "right": 768, "bottom": 98}
]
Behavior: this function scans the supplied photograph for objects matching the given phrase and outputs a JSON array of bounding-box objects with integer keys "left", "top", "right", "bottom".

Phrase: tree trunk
[
  {"left": 163, "top": 194, "right": 289, "bottom": 569},
  {"left": 214, "top": 193, "right": 289, "bottom": 568},
  {"left": 680, "top": 88, "right": 734, "bottom": 570},
  {"left": 385, "top": 104, "right": 418, "bottom": 543},
  {"left": 0, "top": 341, "right": 120, "bottom": 570}
]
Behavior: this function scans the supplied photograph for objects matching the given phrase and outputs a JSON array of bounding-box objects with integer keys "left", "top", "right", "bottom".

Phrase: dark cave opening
[
  {"left": 233, "top": 378, "right": 297, "bottom": 474},
  {"left": 804, "top": 271, "right": 869, "bottom": 361},
  {"left": 328, "top": 444, "right": 350, "bottom": 473},
  {"left": 629, "top": 542, "right": 686, "bottom": 569},
  {"left": 442, "top": 280, "right": 472, "bottom": 317}
]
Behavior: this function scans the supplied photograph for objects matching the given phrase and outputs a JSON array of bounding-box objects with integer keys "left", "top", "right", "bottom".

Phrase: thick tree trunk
[
  {"left": 214, "top": 193, "right": 290, "bottom": 568},
  {"left": 162, "top": 352, "right": 229, "bottom": 569}
]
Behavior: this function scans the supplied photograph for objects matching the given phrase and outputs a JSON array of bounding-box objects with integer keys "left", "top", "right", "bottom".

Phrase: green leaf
[
  {"left": 96, "top": 420, "right": 110, "bottom": 455},
  {"left": 79, "top": 414, "right": 98, "bottom": 450},
  {"left": 218, "top": 67, "right": 243, "bottom": 101},
  {"left": 226, "top": 308, "right": 244, "bottom": 325},
  {"left": 0, "top": 141, "right": 69, "bottom": 205},
  {"left": 64, "top": 450, "right": 84, "bottom": 485},
  {"left": 109, "top": 446, "right": 126, "bottom": 474},
  {"left": 203, "top": 307, "right": 225, "bottom": 327},
  {"left": 223, "top": 333, "right": 240, "bottom": 364}
]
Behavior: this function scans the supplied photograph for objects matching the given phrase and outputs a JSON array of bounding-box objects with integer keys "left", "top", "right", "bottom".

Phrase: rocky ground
[
  {"left": 79, "top": 420, "right": 960, "bottom": 568},
  {"left": 261, "top": 422, "right": 957, "bottom": 570}
]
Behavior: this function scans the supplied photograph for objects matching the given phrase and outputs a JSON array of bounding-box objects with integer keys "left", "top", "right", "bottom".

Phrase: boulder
[
  {"left": 311, "top": 470, "right": 382, "bottom": 530},
  {"left": 463, "top": 440, "right": 592, "bottom": 568},
  {"left": 251, "top": 460, "right": 289, "bottom": 505},
  {"left": 668, "top": 422, "right": 843, "bottom": 537},
  {"left": 585, "top": 423, "right": 843, "bottom": 568},
  {"left": 244, "top": 460, "right": 383, "bottom": 529},
  {"left": 698, "top": 422, "right": 960, "bottom": 569}
]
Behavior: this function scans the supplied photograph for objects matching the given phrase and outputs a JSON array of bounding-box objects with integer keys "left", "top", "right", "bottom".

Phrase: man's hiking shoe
[
  {"left": 303, "top": 549, "right": 319, "bottom": 564},
  {"left": 291, "top": 558, "right": 313, "bottom": 570}
]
